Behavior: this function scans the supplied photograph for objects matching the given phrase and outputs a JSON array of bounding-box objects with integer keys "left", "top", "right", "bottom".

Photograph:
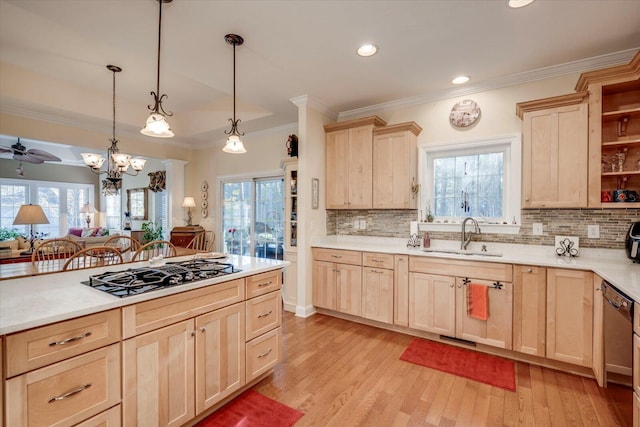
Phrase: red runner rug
[
  {"left": 400, "top": 338, "right": 516, "bottom": 391},
  {"left": 196, "top": 390, "right": 304, "bottom": 427}
]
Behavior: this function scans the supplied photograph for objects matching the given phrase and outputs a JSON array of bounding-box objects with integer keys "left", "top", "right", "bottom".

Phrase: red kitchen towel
[{"left": 467, "top": 283, "right": 489, "bottom": 320}]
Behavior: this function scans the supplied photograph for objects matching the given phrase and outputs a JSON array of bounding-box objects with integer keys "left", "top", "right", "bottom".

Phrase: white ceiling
[{"left": 1, "top": 0, "right": 640, "bottom": 152}]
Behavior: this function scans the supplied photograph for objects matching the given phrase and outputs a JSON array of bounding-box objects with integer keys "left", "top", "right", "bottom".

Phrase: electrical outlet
[
  {"left": 353, "top": 220, "right": 360, "bottom": 230},
  {"left": 587, "top": 224, "right": 600, "bottom": 239},
  {"left": 360, "top": 220, "right": 367, "bottom": 230},
  {"left": 532, "top": 223, "right": 543, "bottom": 235}
]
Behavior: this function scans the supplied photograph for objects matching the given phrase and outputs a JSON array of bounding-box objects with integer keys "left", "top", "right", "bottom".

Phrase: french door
[{"left": 221, "top": 177, "right": 283, "bottom": 260}]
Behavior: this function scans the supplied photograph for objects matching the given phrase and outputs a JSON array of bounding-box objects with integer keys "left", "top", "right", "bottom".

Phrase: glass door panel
[{"left": 254, "top": 178, "right": 284, "bottom": 260}]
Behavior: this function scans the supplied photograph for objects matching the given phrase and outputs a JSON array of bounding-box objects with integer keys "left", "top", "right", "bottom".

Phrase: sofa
[
  {"left": 0, "top": 237, "right": 33, "bottom": 258},
  {"left": 0, "top": 228, "right": 119, "bottom": 259}
]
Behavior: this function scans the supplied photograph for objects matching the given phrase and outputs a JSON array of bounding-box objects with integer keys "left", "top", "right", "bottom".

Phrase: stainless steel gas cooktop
[{"left": 82, "top": 258, "right": 241, "bottom": 298}]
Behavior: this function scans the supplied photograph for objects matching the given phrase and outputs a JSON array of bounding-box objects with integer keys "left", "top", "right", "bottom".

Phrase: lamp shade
[
  {"left": 80, "top": 203, "right": 97, "bottom": 214},
  {"left": 141, "top": 113, "right": 174, "bottom": 138},
  {"left": 222, "top": 135, "right": 247, "bottom": 154},
  {"left": 182, "top": 197, "right": 196, "bottom": 208},
  {"left": 13, "top": 204, "right": 50, "bottom": 225}
]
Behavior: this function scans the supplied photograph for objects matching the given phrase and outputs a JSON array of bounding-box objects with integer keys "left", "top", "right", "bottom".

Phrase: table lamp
[
  {"left": 80, "top": 203, "right": 97, "bottom": 228},
  {"left": 13, "top": 204, "right": 50, "bottom": 255},
  {"left": 182, "top": 197, "right": 196, "bottom": 226}
]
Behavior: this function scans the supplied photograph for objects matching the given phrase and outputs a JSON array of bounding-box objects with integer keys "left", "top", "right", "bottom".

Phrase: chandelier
[
  {"left": 222, "top": 34, "right": 246, "bottom": 154},
  {"left": 82, "top": 65, "right": 147, "bottom": 196},
  {"left": 141, "top": 0, "right": 174, "bottom": 138}
]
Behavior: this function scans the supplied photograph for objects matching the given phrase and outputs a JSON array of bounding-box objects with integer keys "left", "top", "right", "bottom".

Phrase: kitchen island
[{"left": 0, "top": 254, "right": 288, "bottom": 426}]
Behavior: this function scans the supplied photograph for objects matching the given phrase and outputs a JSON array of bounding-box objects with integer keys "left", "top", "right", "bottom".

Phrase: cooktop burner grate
[{"left": 82, "top": 258, "right": 241, "bottom": 298}]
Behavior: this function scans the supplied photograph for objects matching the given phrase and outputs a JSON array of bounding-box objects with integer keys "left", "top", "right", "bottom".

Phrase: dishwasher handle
[{"left": 602, "top": 281, "right": 633, "bottom": 323}]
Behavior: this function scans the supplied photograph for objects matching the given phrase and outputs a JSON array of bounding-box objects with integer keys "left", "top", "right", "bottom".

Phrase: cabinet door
[
  {"left": 593, "top": 274, "right": 605, "bottom": 387},
  {"left": 195, "top": 303, "right": 245, "bottom": 414},
  {"left": 312, "top": 260, "right": 336, "bottom": 310},
  {"left": 546, "top": 269, "right": 593, "bottom": 367},
  {"left": 522, "top": 102, "right": 588, "bottom": 208},
  {"left": 337, "top": 263, "right": 362, "bottom": 316},
  {"left": 513, "top": 265, "right": 546, "bottom": 356},
  {"left": 362, "top": 267, "right": 394, "bottom": 324},
  {"left": 373, "top": 130, "right": 417, "bottom": 209},
  {"left": 347, "top": 126, "right": 374, "bottom": 209},
  {"left": 394, "top": 255, "right": 409, "bottom": 327},
  {"left": 456, "top": 279, "right": 513, "bottom": 350},
  {"left": 325, "top": 129, "right": 349, "bottom": 209},
  {"left": 123, "top": 320, "right": 195, "bottom": 427},
  {"left": 409, "top": 272, "right": 455, "bottom": 336}
]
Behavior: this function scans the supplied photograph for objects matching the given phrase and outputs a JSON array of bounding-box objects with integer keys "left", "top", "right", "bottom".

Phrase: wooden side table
[{"left": 170, "top": 226, "right": 204, "bottom": 248}]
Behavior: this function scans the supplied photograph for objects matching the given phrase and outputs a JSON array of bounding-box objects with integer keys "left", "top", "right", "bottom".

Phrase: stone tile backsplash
[{"left": 327, "top": 208, "right": 639, "bottom": 249}]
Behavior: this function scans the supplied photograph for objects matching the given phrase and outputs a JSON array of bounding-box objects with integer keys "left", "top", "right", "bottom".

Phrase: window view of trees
[{"left": 432, "top": 152, "right": 504, "bottom": 219}]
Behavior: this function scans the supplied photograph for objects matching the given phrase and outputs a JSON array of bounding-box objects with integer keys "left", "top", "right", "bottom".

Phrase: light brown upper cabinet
[
  {"left": 325, "top": 116, "right": 387, "bottom": 209},
  {"left": 517, "top": 93, "right": 589, "bottom": 208},
  {"left": 372, "top": 122, "right": 422, "bottom": 209},
  {"left": 575, "top": 51, "right": 640, "bottom": 208}
]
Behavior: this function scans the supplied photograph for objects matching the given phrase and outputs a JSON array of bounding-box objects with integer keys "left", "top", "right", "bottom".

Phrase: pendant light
[
  {"left": 82, "top": 65, "right": 147, "bottom": 196},
  {"left": 141, "top": 0, "right": 174, "bottom": 138},
  {"left": 222, "top": 34, "right": 246, "bottom": 154}
]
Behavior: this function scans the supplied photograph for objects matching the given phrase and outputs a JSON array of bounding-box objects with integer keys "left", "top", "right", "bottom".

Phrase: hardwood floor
[{"left": 253, "top": 312, "right": 632, "bottom": 426}]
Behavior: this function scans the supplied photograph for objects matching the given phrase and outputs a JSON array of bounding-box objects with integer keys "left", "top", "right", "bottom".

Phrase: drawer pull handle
[
  {"left": 49, "top": 332, "right": 92, "bottom": 347},
  {"left": 371, "top": 259, "right": 383, "bottom": 262},
  {"left": 200, "top": 327, "right": 206, "bottom": 332},
  {"left": 258, "top": 348, "right": 273, "bottom": 358},
  {"left": 258, "top": 310, "right": 273, "bottom": 318},
  {"left": 371, "top": 269, "right": 384, "bottom": 274},
  {"left": 48, "top": 383, "right": 92, "bottom": 403},
  {"left": 331, "top": 255, "right": 342, "bottom": 259},
  {"left": 258, "top": 280, "right": 273, "bottom": 287}
]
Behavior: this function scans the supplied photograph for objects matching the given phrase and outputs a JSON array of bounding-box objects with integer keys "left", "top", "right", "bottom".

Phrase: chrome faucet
[{"left": 461, "top": 217, "right": 481, "bottom": 250}]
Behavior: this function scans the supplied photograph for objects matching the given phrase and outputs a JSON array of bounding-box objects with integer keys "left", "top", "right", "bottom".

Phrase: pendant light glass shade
[
  {"left": 141, "top": 0, "right": 173, "bottom": 138},
  {"left": 223, "top": 134, "right": 247, "bottom": 153}
]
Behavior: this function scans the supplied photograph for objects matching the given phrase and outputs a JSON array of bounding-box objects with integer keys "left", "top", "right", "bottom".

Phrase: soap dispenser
[{"left": 423, "top": 232, "right": 431, "bottom": 248}]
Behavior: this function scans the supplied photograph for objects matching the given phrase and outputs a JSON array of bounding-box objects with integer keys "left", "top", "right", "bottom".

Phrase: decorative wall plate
[
  {"left": 200, "top": 181, "right": 209, "bottom": 192},
  {"left": 201, "top": 209, "right": 208, "bottom": 218},
  {"left": 201, "top": 199, "right": 208, "bottom": 209},
  {"left": 449, "top": 99, "right": 481, "bottom": 128},
  {"left": 201, "top": 191, "right": 208, "bottom": 200}
]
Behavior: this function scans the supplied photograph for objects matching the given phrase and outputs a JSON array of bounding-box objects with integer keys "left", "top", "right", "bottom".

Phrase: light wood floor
[{"left": 254, "top": 312, "right": 632, "bottom": 427}]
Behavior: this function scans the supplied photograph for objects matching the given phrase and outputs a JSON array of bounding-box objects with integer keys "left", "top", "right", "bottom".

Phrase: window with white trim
[{"left": 421, "top": 135, "right": 521, "bottom": 228}]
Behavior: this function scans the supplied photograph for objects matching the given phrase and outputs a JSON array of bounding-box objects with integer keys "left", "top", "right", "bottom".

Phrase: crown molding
[
  {"left": 338, "top": 48, "right": 639, "bottom": 121},
  {"left": 290, "top": 95, "right": 338, "bottom": 120}
]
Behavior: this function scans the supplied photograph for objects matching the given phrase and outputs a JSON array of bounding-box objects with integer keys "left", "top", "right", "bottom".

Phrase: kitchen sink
[{"left": 421, "top": 248, "right": 503, "bottom": 257}]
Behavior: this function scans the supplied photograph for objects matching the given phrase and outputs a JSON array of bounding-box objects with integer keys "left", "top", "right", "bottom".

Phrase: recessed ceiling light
[
  {"left": 508, "top": 0, "right": 535, "bottom": 8},
  {"left": 452, "top": 75, "right": 470, "bottom": 85},
  {"left": 357, "top": 44, "right": 378, "bottom": 57}
]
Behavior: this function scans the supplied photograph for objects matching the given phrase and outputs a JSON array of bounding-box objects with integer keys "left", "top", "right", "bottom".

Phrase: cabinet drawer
[
  {"left": 362, "top": 252, "right": 394, "bottom": 269},
  {"left": 313, "top": 248, "right": 362, "bottom": 265},
  {"left": 246, "top": 291, "right": 282, "bottom": 341},
  {"left": 6, "top": 309, "right": 121, "bottom": 378},
  {"left": 246, "top": 327, "right": 280, "bottom": 381},
  {"left": 122, "top": 279, "right": 244, "bottom": 338},
  {"left": 246, "top": 270, "right": 282, "bottom": 299},
  {"left": 75, "top": 404, "right": 121, "bottom": 427},
  {"left": 409, "top": 256, "right": 512, "bottom": 282},
  {"left": 5, "top": 343, "right": 121, "bottom": 427},
  {"left": 635, "top": 303, "right": 640, "bottom": 335}
]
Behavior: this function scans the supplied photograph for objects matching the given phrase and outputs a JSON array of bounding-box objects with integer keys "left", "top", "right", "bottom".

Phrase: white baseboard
[
  {"left": 283, "top": 302, "right": 296, "bottom": 313},
  {"left": 295, "top": 305, "right": 316, "bottom": 318}
]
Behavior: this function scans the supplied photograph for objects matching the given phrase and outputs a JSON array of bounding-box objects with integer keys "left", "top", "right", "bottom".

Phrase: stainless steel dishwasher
[{"left": 601, "top": 280, "right": 633, "bottom": 384}]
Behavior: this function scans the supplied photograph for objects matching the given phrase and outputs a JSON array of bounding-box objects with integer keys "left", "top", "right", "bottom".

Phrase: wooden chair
[
  {"left": 132, "top": 240, "right": 177, "bottom": 262},
  {"left": 62, "top": 246, "right": 124, "bottom": 271},
  {"left": 104, "top": 235, "right": 141, "bottom": 254},
  {"left": 186, "top": 231, "right": 215, "bottom": 253},
  {"left": 32, "top": 238, "right": 83, "bottom": 267}
]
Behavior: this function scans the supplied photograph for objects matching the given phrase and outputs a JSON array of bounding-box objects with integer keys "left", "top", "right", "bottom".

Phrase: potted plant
[
  {"left": 426, "top": 202, "right": 434, "bottom": 223},
  {"left": 141, "top": 221, "right": 163, "bottom": 244}
]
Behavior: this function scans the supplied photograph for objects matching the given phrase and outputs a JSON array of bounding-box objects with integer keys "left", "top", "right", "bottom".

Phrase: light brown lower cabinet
[
  {"left": 409, "top": 272, "right": 456, "bottom": 336},
  {"left": 546, "top": 268, "right": 593, "bottom": 367},
  {"left": 123, "top": 319, "right": 195, "bottom": 427},
  {"left": 362, "top": 266, "right": 394, "bottom": 324},
  {"left": 312, "top": 260, "right": 362, "bottom": 316},
  {"left": 6, "top": 344, "right": 121, "bottom": 427},
  {"left": 75, "top": 404, "right": 121, "bottom": 427},
  {"left": 393, "top": 255, "right": 409, "bottom": 327},
  {"left": 513, "top": 265, "right": 547, "bottom": 357}
]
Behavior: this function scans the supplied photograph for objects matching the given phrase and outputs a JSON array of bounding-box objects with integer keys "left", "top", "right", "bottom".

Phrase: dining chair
[
  {"left": 132, "top": 240, "right": 177, "bottom": 262},
  {"left": 185, "top": 231, "right": 215, "bottom": 253},
  {"left": 32, "top": 238, "right": 83, "bottom": 267},
  {"left": 62, "top": 246, "right": 124, "bottom": 271},
  {"left": 104, "top": 235, "right": 141, "bottom": 255}
]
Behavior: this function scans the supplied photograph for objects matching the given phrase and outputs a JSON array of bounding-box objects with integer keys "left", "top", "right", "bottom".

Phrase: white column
[{"left": 162, "top": 159, "right": 189, "bottom": 232}]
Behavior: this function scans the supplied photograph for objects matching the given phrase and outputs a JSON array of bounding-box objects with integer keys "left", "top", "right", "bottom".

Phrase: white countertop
[
  {"left": 0, "top": 255, "right": 289, "bottom": 335},
  {"left": 312, "top": 235, "right": 640, "bottom": 301}
]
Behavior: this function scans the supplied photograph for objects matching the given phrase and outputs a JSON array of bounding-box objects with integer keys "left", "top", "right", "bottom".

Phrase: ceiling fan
[{"left": 0, "top": 138, "right": 62, "bottom": 164}]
